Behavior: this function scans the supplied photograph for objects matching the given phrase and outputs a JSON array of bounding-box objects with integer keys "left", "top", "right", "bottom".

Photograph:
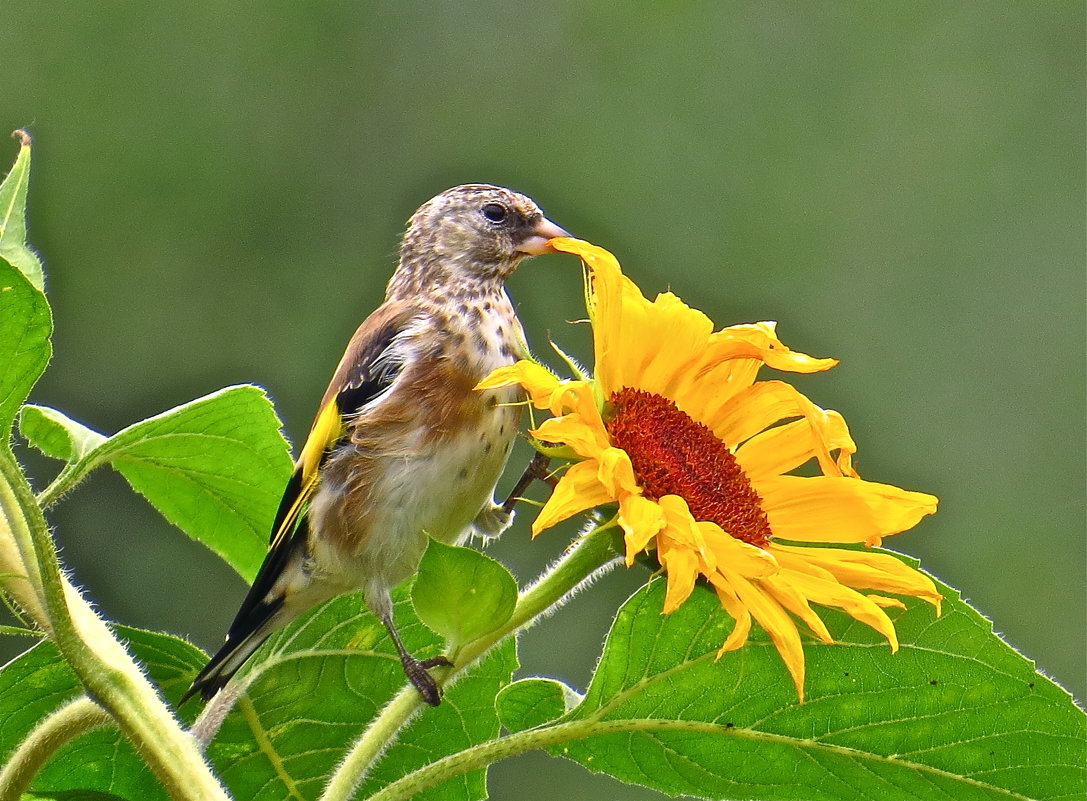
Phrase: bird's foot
[{"left": 402, "top": 654, "right": 453, "bottom": 706}]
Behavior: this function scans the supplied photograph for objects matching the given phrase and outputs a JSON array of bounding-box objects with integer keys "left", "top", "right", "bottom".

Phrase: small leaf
[
  {"left": 548, "top": 566, "right": 1086, "bottom": 801},
  {"left": 207, "top": 585, "right": 517, "bottom": 801},
  {"left": 0, "top": 131, "right": 44, "bottom": 291},
  {"left": 497, "top": 678, "right": 579, "bottom": 733},
  {"left": 0, "top": 261, "right": 51, "bottom": 442},
  {"left": 412, "top": 538, "right": 518, "bottom": 646},
  {"left": 0, "top": 627, "right": 208, "bottom": 801},
  {"left": 20, "top": 405, "right": 107, "bottom": 462}
]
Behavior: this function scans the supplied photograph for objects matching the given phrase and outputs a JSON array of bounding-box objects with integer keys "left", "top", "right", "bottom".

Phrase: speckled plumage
[{"left": 185, "top": 185, "right": 567, "bottom": 705}]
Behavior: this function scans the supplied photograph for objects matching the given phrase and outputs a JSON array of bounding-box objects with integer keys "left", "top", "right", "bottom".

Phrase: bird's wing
[
  {"left": 268, "top": 303, "right": 417, "bottom": 554},
  {"left": 228, "top": 304, "right": 417, "bottom": 636}
]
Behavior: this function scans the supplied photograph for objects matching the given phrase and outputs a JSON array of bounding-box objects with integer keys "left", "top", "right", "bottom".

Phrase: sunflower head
[{"left": 478, "top": 237, "right": 940, "bottom": 701}]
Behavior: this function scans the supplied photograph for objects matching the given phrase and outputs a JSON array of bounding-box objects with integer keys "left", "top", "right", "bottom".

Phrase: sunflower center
[{"left": 605, "top": 387, "right": 773, "bottom": 546}]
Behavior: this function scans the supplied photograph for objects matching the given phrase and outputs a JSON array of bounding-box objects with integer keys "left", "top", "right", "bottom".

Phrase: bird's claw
[
  {"left": 402, "top": 654, "right": 451, "bottom": 706},
  {"left": 418, "top": 654, "right": 453, "bottom": 669}
]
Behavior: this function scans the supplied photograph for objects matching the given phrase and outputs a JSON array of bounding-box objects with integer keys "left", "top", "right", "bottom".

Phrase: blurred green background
[{"left": 3, "top": 3, "right": 1083, "bottom": 799}]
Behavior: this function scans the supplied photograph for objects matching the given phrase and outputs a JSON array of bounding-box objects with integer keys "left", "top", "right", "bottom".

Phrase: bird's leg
[
  {"left": 501, "top": 451, "right": 553, "bottom": 514},
  {"left": 379, "top": 610, "right": 451, "bottom": 707}
]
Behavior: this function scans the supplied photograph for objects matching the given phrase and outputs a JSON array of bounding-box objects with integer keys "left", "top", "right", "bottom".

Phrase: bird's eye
[{"left": 481, "top": 203, "right": 509, "bottom": 223}]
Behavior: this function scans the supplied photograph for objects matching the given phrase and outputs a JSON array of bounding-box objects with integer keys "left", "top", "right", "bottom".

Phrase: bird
[{"left": 183, "top": 184, "right": 568, "bottom": 706}]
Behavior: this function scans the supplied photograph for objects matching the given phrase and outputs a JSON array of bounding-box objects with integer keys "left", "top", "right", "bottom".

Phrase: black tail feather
[{"left": 181, "top": 593, "right": 285, "bottom": 704}]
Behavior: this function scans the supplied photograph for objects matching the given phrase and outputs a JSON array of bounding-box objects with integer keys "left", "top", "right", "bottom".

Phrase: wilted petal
[
  {"left": 723, "top": 567, "right": 807, "bottom": 702},
  {"left": 773, "top": 567, "right": 900, "bottom": 651},
  {"left": 772, "top": 544, "right": 942, "bottom": 610}
]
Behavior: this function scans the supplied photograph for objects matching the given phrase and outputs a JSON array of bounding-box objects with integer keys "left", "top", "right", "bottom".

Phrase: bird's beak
[{"left": 517, "top": 216, "right": 571, "bottom": 256}]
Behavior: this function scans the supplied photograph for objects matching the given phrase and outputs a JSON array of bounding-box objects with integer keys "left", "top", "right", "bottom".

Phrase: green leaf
[
  {"left": 497, "top": 678, "right": 579, "bottom": 733},
  {"left": 0, "top": 627, "right": 208, "bottom": 801},
  {"left": 548, "top": 567, "right": 1086, "bottom": 801},
  {"left": 25, "top": 386, "right": 292, "bottom": 581},
  {"left": 0, "top": 261, "right": 51, "bottom": 443},
  {"left": 19, "top": 406, "right": 107, "bottom": 463},
  {"left": 105, "top": 386, "right": 291, "bottom": 581},
  {"left": 0, "top": 131, "right": 44, "bottom": 291},
  {"left": 413, "top": 538, "right": 518, "bottom": 646},
  {"left": 206, "top": 584, "right": 517, "bottom": 801}
]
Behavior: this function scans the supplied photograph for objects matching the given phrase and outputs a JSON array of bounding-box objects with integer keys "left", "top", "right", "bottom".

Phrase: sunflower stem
[{"left": 320, "top": 521, "right": 621, "bottom": 801}]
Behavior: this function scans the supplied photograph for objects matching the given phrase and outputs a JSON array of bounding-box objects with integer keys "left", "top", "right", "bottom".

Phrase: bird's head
[{"left": 393, "top": 184, "right": 568, "bottom": 296}]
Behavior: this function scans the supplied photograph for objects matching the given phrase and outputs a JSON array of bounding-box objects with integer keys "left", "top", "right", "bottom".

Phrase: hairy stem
[
  {"left": 35, "top": 460, "right": 85, "bottom": 509},
  {"left": 319, "top": 521, "right": 620, "bottom": 801},
  {"left": 0, "top": 449, "right": 232, "bottom": 801},
  {"left": 365, "top": 720, "right": 603, "bottom": 801},
  {"left": 318, "top": 683, "right": 430, "bottom": 801},
  {"left": 0, "top": 696, "right": 111, "bottom": 801}
]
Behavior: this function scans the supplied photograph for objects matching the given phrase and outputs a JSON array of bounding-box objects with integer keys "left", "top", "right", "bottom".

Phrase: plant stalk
[
  {"left": 0, "top": 448, "right": 232, "bottom": 801},
  {"left": 0, "top": 696, "right": 111, "bottom": 801}
]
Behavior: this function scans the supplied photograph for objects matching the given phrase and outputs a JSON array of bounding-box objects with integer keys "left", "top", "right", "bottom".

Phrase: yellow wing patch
[{"left": 268, "top": 398, "right": 344, "bottom": 552}]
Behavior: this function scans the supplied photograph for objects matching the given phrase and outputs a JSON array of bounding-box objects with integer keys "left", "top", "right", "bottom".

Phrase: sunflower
[{"left": 479, "top": 237, "right": 941, "bottom": 701}]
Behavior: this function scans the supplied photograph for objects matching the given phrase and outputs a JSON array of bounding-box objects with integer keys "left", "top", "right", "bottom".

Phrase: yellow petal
[
  {"left": 628, "top": 292, "right": 715, "bottom": 399},
  {"left": 760, "top": 475, "right": 937, "bottom": 545},
  {"left": 706, "top": 323, "right": 838, "bottom": 375},
  {"left": 547, "top": 379, "right": 599, "bottom": 419},
  {"left": 722, "top": 567, "right": 807, "bottom": 702},
  {"left": 771, "top": 567, "right": 899, "bottom": 651},
  {"left": 756, "top": 475, "right": 881, "bottom": 543},
  {"left": 618, "top": 494, "right": 665, "bottom": 563},
  {"left": 532, "top": 460, "right": 613, "bottom": 535},
  {"left": 735, "top": 409, "right": 858, "bottom": 481},
  {"left": 759, "top": 573, "right": 834, "bottom": 644},
  {"left": 475, "top": 360, "right": 562, "bottom": 409},
  {"left": 657, "top": 534, "right": 701, "bottom": 613},
  {"left": 867, "top": 595, "right": 907, "bottom": 609},
  {"left": 531, "top": 413, "right": 610, "bottom": 459},
  {"left": 851, "top": 481, "right": 939, "bottom": 540},
  {"left": 657, "top": 494, "right": 714, "bottom": 571},
  {"left": 700, "top": 523, "right": 779, "bottom": 579},
  {"left": 708, "top": 575, "right": 753, "bottom": 654},
  {"left": 703, "top": 380, "right": 815, "bottom": 448},
  {"left": 772, "top": 544, "right": 943, "bottom": 611},
  {"left": 551, "top": 238, "right": 644, "bottom": 397},
  {"left": 596, "top": 446, "right": 641, "bottom": 497}
]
